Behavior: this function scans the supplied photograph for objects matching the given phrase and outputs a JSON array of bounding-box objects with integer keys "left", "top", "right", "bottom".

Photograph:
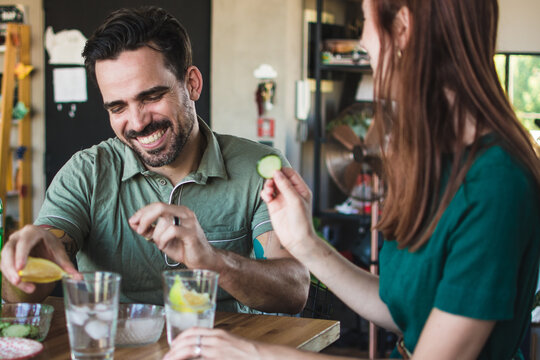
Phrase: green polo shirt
[
  {"left": 380, "top": 141, "right": 539, "bottom": 359},
  {"left": 36, "top": 119, "right": 288, "bottom": 312}
]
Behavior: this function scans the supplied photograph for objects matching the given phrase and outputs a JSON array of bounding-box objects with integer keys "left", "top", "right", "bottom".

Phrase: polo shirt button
[{"left": 158, "top": 178, "right": 167, "bottom": 185}]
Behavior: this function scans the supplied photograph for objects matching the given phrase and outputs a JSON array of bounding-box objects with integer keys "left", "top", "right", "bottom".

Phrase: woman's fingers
[
  {"left": 272, "top": 169, "right": 298, "bottom": 198},
  {"left": 165, "top": 328, "right": 257, "bottom": 360},
  {"left": 261, "top": 179, "right": 277, "bottom": 203},
  {"left": 280, "top": 167, "right": 312, "bottom": 201}
]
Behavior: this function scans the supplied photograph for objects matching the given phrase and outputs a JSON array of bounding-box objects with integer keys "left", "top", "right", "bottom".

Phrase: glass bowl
[
  {"left": 0, "top": 303, "right": 54, "bottom": 342},
  {"left": 115, "top": 303, "right": 165, "bottom": 347}
]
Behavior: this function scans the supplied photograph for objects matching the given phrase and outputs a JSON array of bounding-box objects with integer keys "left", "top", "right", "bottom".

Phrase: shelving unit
[
  {"left": 310, "top": 0, "right": 372, "bottom": 218},
  {"left": 0, "top": 23, "right": 32, "bottom": 230},
  {"left": 307, "top": 1, "right": 390, "bottom": 358}
]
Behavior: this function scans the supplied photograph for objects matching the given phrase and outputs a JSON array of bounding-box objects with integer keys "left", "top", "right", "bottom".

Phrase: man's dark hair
[{"left": 82, "top": 6, "right": 192, "bottom": 84}]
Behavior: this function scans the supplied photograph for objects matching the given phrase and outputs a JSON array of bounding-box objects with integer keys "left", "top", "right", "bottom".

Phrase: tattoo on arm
[
  {"left": 268, "top": 231, "right": 284, "bottom": 250},
  {"left": 61, "top": 237, "right": 79, "bottom": 259},
  {"left": 42, "top": 227, "right": 79, "bottom": 258},
  {"left": 253, "top": 238, "right": 267, "bottom": 259},
  {"left": 266, "top": 232, "right": 284, "bottom": 250},
  {"left": 254, "top": 232, "right": 284, "bottom": 259}
]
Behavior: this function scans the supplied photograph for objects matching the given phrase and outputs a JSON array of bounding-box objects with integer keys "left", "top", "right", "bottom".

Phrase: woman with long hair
[{"left": 165, "top": 0, "right": 540, "bottom": 358}]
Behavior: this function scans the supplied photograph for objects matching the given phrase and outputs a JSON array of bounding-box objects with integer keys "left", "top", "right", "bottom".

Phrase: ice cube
[
  {"left": 84, "top": 320, "right": 110, "bottom": 340},
  {"left": 169, "top": 312, "right": 197, "bottom": 331},
  {"left": 68, "top": 306, "right": 90, "bottom": 326},
  {"left": 96, "top": 309, "right": 115, "bottom": 322},
  {"left": 95, "top": 303, "right": 108, "bottom": 312},
  {"left": 198, "top": 317, "right": 213, "bottom": 328}
]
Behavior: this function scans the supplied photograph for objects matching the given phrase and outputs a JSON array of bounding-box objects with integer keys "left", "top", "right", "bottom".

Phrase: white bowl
[{"left": 115, "top": 304, "right": 164, "bottom": 347}]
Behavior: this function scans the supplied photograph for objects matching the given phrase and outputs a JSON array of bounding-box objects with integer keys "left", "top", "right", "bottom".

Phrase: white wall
[
  {"left": 211, "top": 0, "right": 304, "bottom": 168},
  {"left": 497, "top": 0, "right": 540, "bottom": 52}
]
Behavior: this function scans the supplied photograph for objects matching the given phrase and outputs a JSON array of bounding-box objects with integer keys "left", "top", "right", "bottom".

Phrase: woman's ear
[
  {"left": 394, "top": 6, "right": 411, "bottom": 51},
  {"left": 185, "top": 66, "right": 203, "bottom": 101}
]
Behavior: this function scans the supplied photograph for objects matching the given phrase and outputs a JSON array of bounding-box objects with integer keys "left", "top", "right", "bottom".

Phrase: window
[{"left": 495, "top": 53, "right": 540, "bottom": 144}]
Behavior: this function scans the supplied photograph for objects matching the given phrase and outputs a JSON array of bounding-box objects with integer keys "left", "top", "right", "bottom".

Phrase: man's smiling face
[{"left": 95, "top": 46, "right": 196, "bottom": 168}]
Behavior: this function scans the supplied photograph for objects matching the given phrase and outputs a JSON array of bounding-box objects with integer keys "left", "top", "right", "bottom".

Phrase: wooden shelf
[
  {"left": 318, "top": 209, "right": 372, "bottom": 222},
  {"left": 320, "top": 63, "right": 372, "bottom": 73},
  {"left": 0, "top": 23, "right": 32, "bottom": 228}
]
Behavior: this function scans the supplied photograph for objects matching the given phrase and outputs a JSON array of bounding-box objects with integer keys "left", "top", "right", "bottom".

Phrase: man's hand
[
  {"left": 128, "top": 202, "right": 217, "bottom": 269},
  {"left": 130, "top": 202, "right": 310, "bottom": 313},
  {"left": 1, "top": 225, "right": 79, "bottom": 296}
]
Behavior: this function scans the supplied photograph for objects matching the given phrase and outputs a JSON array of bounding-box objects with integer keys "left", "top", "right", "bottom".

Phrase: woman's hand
[
  {"left": 260, "top": 168, "right": 318, "bottom": 258},
  {"left": 163, "top": 327, "right": 263, "bottom": 360},
  {"left": 164, "top": 327, "right": 342, "bottom": 360}
]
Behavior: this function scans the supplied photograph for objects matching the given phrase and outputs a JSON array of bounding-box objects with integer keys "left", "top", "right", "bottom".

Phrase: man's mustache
[{"left": 125, "top": 119, "right": 172, "bottom": 139}]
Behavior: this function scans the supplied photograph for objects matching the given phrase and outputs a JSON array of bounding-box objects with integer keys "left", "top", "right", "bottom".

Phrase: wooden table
[{"left": 36, "top": 297, "right": 340, "bottom": 359}]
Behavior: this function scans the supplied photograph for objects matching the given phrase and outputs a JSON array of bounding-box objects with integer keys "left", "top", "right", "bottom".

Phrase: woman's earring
[{"left": 396, "top": 48, "right": 403, "bottom": 59}]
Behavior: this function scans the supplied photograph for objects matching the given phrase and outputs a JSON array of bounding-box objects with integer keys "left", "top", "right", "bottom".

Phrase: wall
[
  {"left": 0, "top": 0, "right": 45, "bottom": 221},
  {"left": 497, "top": 0, "right": 540, "bottom": 52},
  {"left": 211, "top": 0, "right": 304, "bottom": 168},
  {"left": 4, "top": 0, "right": 539, "bottom": 222}
]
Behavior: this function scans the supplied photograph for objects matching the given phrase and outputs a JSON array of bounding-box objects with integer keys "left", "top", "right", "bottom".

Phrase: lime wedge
[
  {"left": 169, "top": 276, "right": 211, "bottom": 313},
  {"left": 18, "top": 257, "right": 66, "bottom": 283}
]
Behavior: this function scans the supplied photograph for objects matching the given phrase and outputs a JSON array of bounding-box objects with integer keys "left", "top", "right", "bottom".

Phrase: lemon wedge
[
  {"left": 169, "top": 275, "right": 211, "bottom": 313},
  {"left": 18, "top": 256, "right": 66, "bottom": 283}
]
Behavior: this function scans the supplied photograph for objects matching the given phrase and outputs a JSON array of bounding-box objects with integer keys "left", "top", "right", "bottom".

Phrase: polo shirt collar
[
  {"left": 121, "top": 117, "right": 228, "bottom": 183},
  {"left": 195, "top": 117, "right": 228, "bottom": 182},
  {"left": 121, "top": 141, "right": 145, "bottom": 181}
]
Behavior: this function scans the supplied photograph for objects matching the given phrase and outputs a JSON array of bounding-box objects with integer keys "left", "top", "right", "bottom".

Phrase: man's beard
[{"left": 124, "top": 115, "right": 195, "bottom": 168}]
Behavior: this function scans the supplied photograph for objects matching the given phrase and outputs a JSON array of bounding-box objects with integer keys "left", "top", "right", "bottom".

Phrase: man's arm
[
  {"left": 1, "top": 225, "right": 79, "bottom": 303},
  {"left": 213, "top": 231, "right": 310, "bottom": 314},
  {"left": 129, "top": 203, "right": 310, "bottom": 314}
]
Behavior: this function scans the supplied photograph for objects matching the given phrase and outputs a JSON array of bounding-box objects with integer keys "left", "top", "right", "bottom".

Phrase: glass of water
[
  {"left": 162, "top": 269, "right": 219, "bottom": 345},
  {"left": 62, "top": 272, "right": 121, "bottom": 360}
]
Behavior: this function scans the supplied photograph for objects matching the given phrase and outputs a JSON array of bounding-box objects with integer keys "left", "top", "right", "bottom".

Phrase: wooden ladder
[{"left": 0, "top": 23, "right": 32, "bottom": 228}]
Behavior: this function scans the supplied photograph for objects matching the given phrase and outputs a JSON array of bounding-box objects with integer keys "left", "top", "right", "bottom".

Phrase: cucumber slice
[
  {"left": 257, "top": 155, "right": 282, "bottom": 179},
  {"left": 28, "top": 325, "right": 40, "bottom": 339},
  {"left": 2, "top": 324, "right": 31, "bottom": 338}
]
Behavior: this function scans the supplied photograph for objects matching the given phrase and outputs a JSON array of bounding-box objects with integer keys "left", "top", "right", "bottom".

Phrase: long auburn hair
[{"left": 372, "top": 0, "right": 540, "bottom": 251}]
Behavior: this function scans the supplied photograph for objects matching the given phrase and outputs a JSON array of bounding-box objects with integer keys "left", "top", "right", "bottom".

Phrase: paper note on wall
[
  {"left": 53, "top": 67, "right": 88, "bottom": 103},
  {"left": 45, "top": 26, "right": 87, "bottom": 65}
]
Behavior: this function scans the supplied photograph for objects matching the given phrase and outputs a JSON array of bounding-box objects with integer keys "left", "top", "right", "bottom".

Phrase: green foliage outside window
[
  {"left": 509, "top": 55, "right": 540, "bottom": 131},
  {"left": 494, "top": 54, "right": 506, "bottom": 89},
  {"left": 494, "top": 54, "right": 540, "bottom": 132}
]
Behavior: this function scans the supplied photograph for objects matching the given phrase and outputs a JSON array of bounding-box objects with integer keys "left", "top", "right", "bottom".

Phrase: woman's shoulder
[
  {"left": 460, "top": 141, "right": 539, "bottom": 217},
  {"left": 466, "top": 141, "right": 534, "bottom": 188}
]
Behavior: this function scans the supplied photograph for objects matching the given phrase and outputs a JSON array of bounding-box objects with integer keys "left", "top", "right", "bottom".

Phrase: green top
[
  {"left": 36, "top": 119, "right": 288, "bottom": 312},
  {"left": 379, "top": 141, "right": 540, "bottom": 359}
]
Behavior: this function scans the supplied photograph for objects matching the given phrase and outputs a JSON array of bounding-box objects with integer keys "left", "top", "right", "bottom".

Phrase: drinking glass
[
  {"left": 162, "top": 269, "right": 219, "bottom": 345},
  {"left": 62, "top": 272, "right": 121, "bottom": 360}
]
